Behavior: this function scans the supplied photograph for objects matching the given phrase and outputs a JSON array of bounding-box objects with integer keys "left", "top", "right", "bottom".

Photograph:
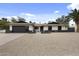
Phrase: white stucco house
[{"left": 6, "top": 23, "right": 75, "bottom": 33}]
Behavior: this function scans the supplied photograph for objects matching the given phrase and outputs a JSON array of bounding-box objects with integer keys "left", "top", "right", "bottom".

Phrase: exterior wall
[
  {"left": 62, "top": 26, "right": 68, "bottom": 30},
  {"left": 43, "top": 26, "right": 48, "bottom": 31},
  {"left": 29, "top": 26, "right": 34, "bottom": 31},
  {"left": 0, "top": 30, "right": 5, "bottom": 33},
  {"left": 38, "top": 27, "right": 40, "bottom": 32},
  {"left": 8, "top": 23, "right": 71, "bottom": 33},
  {"left": 52, "top": 26, "right": 58, "bottom": 30},
  {"left": 9, "top": 25, "right": 12, "bottom": 31}
]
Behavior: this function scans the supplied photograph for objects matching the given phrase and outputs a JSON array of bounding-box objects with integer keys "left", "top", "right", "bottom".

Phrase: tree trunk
[
  {"left": 77, "top": 24, "right": 79, "bottom": 32},
  {"left": 75, "top": 20, "right": 79, "bottom": 32}
]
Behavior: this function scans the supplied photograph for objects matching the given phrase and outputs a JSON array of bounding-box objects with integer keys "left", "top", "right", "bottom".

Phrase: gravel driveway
[
  {"left": 0, "top": 33, "right": 25, "bottom": 46},
  {"left": 0, "top": 33, "right": 79, "bottom": 56}
]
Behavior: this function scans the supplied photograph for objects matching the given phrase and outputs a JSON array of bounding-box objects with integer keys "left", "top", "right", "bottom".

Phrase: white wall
[
  {"left": 52, "top": 26, "right": 58, "bottom": 30},
  {"left": 69, "top": 20, "right": 76, "bottom": 32},
  {"left": 69, "top": 20, "right": 75, "bottom": 28},
  {"left": 44, "top": 26, "right": 48, "bottom": 31},
  {"left": 9, "top": 25, "right": 12, "bottom": 31},
  {"left": 62, "top": 26, "right": 68, "bottom": 30},
  {"left": 29, "top": 26, "right": 33, "bottom": 31},
  {"left": 0, "top": 30, "right": 5, "bottom": 33}
]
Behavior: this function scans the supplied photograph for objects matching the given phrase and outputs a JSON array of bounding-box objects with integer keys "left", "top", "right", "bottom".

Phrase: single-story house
[{"left": 6, "top": 23, "right": 75, "bottom": 33}]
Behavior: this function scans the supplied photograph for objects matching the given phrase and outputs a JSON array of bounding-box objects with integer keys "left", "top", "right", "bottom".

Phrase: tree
[
  {"left": 11, "top": 17, "right": 17, "bottom": 23},
  {"left": 64, "top": 16, "right": 71, "bottom": 24},
  {"left": 0, "top": 19, "right": 9, "bottom": 29},
  {"left": 17, "top": 16, "right": 26, "bottom": 23},
  {"left": 56, "top": 15, "right": 70, "bottom": 24},
  {"left": 68, "top": 9, "right": 79, "bottom": 32},
  {"left": 29, "top": 21, "right": 32, "bottom": 23},
  {"left": 56, "top": 18, "right": 62, "bottom": 24},
  {"left": 1, "top": 18, "right": 7, "bottom": 21}
]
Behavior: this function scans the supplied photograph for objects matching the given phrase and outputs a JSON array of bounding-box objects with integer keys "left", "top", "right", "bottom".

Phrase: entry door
[
  {"left": 40, "top": 26, "right": 43, "bottom": 32},
  {"left": 48, "top": 26, "right": 52, "bottom": 31},
  {"left": 58, "top": 26, "right": 61, "bottom": 30}
]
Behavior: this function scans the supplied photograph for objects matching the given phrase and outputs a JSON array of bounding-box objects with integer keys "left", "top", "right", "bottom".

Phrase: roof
[
  {"left": 8, "top": 23, "right": 68, "bottom": 27},
  {"left": 8, "top": 23, "right": 34, "bottom": 26},
  {"left": 34, "top": 24, "right": 68, "bottom": 26}
]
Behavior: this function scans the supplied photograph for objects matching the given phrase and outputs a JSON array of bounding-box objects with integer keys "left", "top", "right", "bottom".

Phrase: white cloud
[
  {"left": 11, "top": 16, "right": 18, "bottom": 19},
  {"left": 6, "top": 16, "right": 11, "bottom": 22},
  {"left": 0, "top": 13, "right": 37, "bottom": 22},
  {"left": 54, "top": 10, "right": 60, "bottom": 14},
  {"left": 25, "top": 13, "right": 36, "bottom": 17},
  {"left": 69, "top": 19, "right": 76, "bottom": 27},
  {"left": 67, "top": 3, "right": 79, "bottom": 10},
  {"left": 20, "top": 13, "right": 36, "bottom": 17},
  {"left": 0, "top": 12, "right": 62, "bottom": 23},
  {"left": 20, "top": 13, "right": 36, "bottom": 22},
  {"left": 6, "top": 16, "right": 18, "bottom": 22},
  {"left": 48, "top": 18, "right": 56, "bottom": 22}
]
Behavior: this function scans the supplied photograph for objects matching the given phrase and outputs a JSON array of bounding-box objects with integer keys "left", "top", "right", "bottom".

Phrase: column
[
  {"left": 9, "top": 25, "right": 12, "bottom": 31},
  {"left": 62, "top": 26, "right": 68, "bottom": 30},
  {"left": 38, "top": 27, "right": 40, "bottom": 32},
  {"left": 52, "top": 26, "right": 58, "bottom": 30},
  {"left": 44, "top": 26, "right": 48, "bottom": 31},
  {"left": 29, "top": 26, "right": 33, "bottom": 32}
]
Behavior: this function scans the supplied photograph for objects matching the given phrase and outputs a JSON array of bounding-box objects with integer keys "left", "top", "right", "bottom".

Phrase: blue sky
[{"left": 0, "top": 3, "right": 71, "bottom": 23}]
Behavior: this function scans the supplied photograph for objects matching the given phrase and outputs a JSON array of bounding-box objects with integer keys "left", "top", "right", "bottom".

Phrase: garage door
[{"left": 12, "top": 26, "right": 26, "bottom": 32}]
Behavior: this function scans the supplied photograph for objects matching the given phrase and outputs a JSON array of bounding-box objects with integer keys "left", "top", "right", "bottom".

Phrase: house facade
[{"left": 6, "top": 23, "right": 75, "bottom": 33}]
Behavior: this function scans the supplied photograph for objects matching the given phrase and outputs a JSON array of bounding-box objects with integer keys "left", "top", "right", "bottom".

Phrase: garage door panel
[{"left": 12, "top": 26, "right": 26, "bottom": 32}]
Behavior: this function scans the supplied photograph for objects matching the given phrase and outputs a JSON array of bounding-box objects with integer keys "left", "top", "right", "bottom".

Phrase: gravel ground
[
  {"left": 0, "top": 33, "right": 25, "bottom": 46},
  {"left": 0, "top": 32, "right": 79, "bottom": 56}
]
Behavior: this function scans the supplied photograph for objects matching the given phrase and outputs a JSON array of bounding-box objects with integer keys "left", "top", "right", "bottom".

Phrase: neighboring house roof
[{"left": 48, "top": 22, "right": 59, "bottom": 24}]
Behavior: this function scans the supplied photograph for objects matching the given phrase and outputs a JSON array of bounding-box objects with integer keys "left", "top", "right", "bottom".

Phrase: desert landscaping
[{"left": 0, "top": 32, "right": 79, "bottom": 56}]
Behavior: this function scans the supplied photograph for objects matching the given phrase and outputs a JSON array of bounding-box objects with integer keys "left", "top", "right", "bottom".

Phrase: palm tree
[{"left": 68, "top": 9, "right": 79, "bottom": 32}]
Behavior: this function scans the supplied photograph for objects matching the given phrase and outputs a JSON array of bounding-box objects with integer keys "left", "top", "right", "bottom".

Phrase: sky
[{"left": 0, "top": 3, "right": 78, "bottom": 23}]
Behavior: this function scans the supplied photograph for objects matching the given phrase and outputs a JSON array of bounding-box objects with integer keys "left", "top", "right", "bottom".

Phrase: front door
[
  {"left": 58, "top": 26, "right": 61, "bottom": 31},
  {"left": 40, "top": 26, "right": 43, "bottom": 32},
  {"left": 48, "top": 26, "right": 52, "bottom": 31}
]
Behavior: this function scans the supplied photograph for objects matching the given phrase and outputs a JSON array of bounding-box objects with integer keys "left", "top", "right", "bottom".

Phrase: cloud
[
  {"left": 5, "top": 16, "right": 18, "bottom": 22},
  {"left": 14, "top": 13, "right": 61, "bottom": 23},
  {"left": 11, "top": 16, "right": 17, "bottom": 18},
  {"left": 20, "top": 13, "right": 36, "bottom": 22},
  {"left": 0, "top": 12, "right": 62, "bottom": 23},
  {"left": 20, "top": 13, "right": 36, "bottom": 17},
  {"left": 67, "top": 3, "right": 79, "bottom": 10},
  {"left": 54, "top": 10, "right": 60, "bottom": 14},
  {"left": 0, "top": 13, "right": 37, "bottom": 22},
  {"left": 25, "top": 13, "right": 36, "bottom": 17}
]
